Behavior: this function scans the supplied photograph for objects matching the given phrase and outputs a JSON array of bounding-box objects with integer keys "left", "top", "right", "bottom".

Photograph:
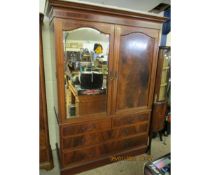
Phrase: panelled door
[{"left": 112, "top": 25, "right": 160, "bottom": 115}]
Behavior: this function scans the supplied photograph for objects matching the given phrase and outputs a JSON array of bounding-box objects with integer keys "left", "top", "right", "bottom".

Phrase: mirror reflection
[{"left": 63, "top": 28, "right": 109, "bottom": 118}]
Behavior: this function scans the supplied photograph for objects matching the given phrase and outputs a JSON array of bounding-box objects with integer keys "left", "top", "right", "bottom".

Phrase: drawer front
[
  {"left": 117, "top": 122, "right": 148, "bottom": 138},
  {"left": 62, "top": 118, "right": 111, "bottom": 136},
  {"left": 100, "top": 134, "right": 148, "bottom": 155},
  {"left": 62, "top": 133, "right": 148, "bottom": 166},
  {"left": 62, "top": 122, "right": 148, "bottom": 150},
  {"left": 63, "top": 130, "right": 113, "bottom": 150},
  {"left": 112, "top": 113, "right": 149, "bottom": 127},
  {"left": 63, "top": 147, "right": 96, "bottom": 166}
]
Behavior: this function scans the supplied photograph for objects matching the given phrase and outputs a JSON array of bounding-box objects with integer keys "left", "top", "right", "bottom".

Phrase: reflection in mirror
[{"left": 63, "top": 28, "right": 109, "bottom": 119}]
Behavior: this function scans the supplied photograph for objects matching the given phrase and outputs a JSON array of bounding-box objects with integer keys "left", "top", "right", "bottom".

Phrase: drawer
[
  {"left": 63, "top": 122, "right": 148, "bottom": 149},
  {"left": 112, "top": 113, "right": 149, "bottom": 127},
  {"left": 100, "top": 134, "right": 148, "bottom": 155},
  {"left": 117, "top": 122, "right": 148, "bottom": 137},
  {"left": 63, "top": 146, "right": 97, "bottom": 166},
  {"left": 62, "top": 130, "right": 113, "bottom": 150},
  {"left": 62, "top": 118, "right": 111, "bottom": 136},
  {"left": 62, "top": 122, "right": 148, "bottom": 150},
  {"left": 62, "top": 133, "right": 148, "bottom": 166}
]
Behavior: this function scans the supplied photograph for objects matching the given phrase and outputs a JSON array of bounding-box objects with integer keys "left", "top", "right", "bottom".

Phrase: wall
[
  {"left": 166, "top": 32, "right": 171, "bottom": 46},
  {"left": 41, "top": 17, "right": 57, "bottom": 149},
  {"left": 61, "top": 0, "right": 170, "bottom": 14}
]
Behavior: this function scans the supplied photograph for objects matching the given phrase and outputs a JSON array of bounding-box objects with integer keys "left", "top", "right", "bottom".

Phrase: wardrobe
[{"left": 45, "top": 0, "right": 165, "bottom": 174}]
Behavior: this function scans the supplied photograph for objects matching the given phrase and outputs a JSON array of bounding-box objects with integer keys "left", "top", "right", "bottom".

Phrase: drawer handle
[{"left": 109, "top": 71, "right": 114, "bottom": 81}]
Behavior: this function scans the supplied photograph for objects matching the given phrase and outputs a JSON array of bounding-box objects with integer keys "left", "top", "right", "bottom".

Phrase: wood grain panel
[
  {"left": 62, "top": 119, "right": 111, "bottom": 136},
  {"left": 62, "top": 134, "right": 147, "bottom": 166},
  {"left": 60, "top": 146, "right": 147, "bottom": 175},
  {"left": 116, "top": 32, "right": 154, "bottom": 110},
  {"left": 63, "top": 131, "right": 112, "bottom": 150},
  {"left": 112, "top": 25, "right": 159, "bottom": 115},
  {"left": 40, "top": 132, "right": 47, "bottom": 147},
  {"left": 152, "top": 102, "right": 167, "bottom": 132},
  {"left": 40, "top": 148, "right": 48, "bottom": 162},
  {"left": 98, "top": 134, "right": 147, "bottom": 156},
  {"left": 118, "top": 122, "right": 148, "bottom": 137},
  {"left": 63, "top": 147, "right": 96, "bottom": 166},
  {"left": 62, "top": 122, "right": 148, "bottom": 150},
  {"left": 112, "top": 113, "right": 149, "bottom": 127}
]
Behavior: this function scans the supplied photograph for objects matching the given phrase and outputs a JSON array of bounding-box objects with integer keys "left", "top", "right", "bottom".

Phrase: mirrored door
[{"left": 62, "top": 26, "right": 113, "bottom": 119}]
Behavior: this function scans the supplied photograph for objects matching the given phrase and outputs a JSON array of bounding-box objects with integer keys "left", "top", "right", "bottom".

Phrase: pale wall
[
  {"left": 166, "top": 32, "right": 171, "bottom": 46},
  {"left": 41, "top": 17, "right": 57, "bottom": 150}
]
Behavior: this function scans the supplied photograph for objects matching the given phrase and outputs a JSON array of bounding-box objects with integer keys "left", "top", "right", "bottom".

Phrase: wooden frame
[{"left": 53, "top": 18, "right": 115, "bottom": 123}]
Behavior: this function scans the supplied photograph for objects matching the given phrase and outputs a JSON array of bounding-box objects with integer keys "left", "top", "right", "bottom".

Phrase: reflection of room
[{"left": 63, "top": 28, "right": 109, "bottom": 118}]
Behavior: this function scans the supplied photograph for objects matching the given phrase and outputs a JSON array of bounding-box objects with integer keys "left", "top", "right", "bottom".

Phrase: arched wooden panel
[
  {"left": 112, "top": 25, "right": 159, "bottom": 115},
  {"left": 117, "top": 32, "right": 154, "bottom": 109}
]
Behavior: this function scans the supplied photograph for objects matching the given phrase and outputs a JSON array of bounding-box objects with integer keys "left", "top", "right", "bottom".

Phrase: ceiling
[
  {"left": 40, "top": 0, "right": 170, "bottom": 14},
  {"left": 74, "top": 0, "right": 170, "bottom": 12}
]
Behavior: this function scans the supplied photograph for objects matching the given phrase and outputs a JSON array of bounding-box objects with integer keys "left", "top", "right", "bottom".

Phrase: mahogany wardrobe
[{"left": 45, "top": 0, "right": 165, "bottom": 174}]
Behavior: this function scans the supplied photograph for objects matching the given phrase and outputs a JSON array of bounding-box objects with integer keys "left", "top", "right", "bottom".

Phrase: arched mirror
[{"left": 63, "top": 28, "right": 110, "bottom": 118}]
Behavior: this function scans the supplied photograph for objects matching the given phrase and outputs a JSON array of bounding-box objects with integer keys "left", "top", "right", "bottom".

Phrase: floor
[{"left": 40, "top": 135, "right": 170, "bottom": 175}]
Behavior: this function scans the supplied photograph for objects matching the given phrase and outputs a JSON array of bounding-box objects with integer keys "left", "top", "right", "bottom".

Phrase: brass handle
[
  {"left": 109, "top": 72, "right": 118, "bottom": 80},
  {"left": 109, "top": 71, "right": 114, "bottom": 81}
]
